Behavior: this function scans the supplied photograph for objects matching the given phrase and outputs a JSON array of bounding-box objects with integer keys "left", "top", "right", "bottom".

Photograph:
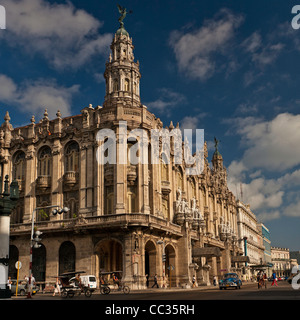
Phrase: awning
[
  {"left": 231, "top": 256, "right": 250, "bottom": 263},
  {"left": 250, "top": 263, "right": 273, "bottom": 269},
  {"left": 192, "top": 247, "right": 222, "bottom": 257}
]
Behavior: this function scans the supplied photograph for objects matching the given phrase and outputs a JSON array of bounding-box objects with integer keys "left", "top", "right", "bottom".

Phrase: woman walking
[{"left": 271, "top": 271, "right": 278, "bottom": 286}]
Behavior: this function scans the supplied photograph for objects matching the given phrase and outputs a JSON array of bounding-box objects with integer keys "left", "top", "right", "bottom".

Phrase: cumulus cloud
[
  {"left": 169, "top": 9, "right": 243, "bottom": 81},
  {"left": 0, "top": 74, "right": 79, "bottom": 118},
  {"left": 227, "top": 113, "right": 300, "bottom": 221},
  {"left": 0, "top": 0, "right": 112, "bottom": 69}
]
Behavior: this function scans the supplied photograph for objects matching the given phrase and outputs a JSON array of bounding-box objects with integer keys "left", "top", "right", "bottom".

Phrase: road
[{"left": 12, "top": 280, "right": 300, "bottom": 300}]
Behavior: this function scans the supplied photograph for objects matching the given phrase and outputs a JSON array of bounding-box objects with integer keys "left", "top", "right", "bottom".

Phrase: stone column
[
  {"left": 86, "top": 145, "right": 94, "bottom": 212},
  {"left": 115, "top": 122, "right": 126, "bottom": 214}
]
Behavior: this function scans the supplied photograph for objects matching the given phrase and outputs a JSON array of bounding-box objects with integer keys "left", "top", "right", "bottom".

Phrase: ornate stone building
[{"left": 2, "top": 20, "right": 243, "bottom": 289}]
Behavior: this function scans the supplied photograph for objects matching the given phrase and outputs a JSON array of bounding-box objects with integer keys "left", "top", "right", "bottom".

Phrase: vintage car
[
  {"left": 219, "top": 273, "right": 242, "bottom": 289},
  {"left": 10, "top": 279, "right": 39, "bottom": 296}
]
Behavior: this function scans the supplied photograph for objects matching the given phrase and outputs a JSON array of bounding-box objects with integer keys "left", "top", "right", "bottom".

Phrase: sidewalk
[{"left": 131, "top": 281, "right": 255, "bottom": 294}]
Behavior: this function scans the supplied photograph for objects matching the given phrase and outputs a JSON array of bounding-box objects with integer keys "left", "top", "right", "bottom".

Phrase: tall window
[
  {"left": 124, "top": 78, "right": 130, "bottom": 91},
  {"left": 105, "top": 186, "right": 114, "bottom": 215},
  {"left": 13, "top": 151, "right": 25, "bottom": 181},
  {"left": 161, "top": 153, "right": 169, "bottom": 181},
  {"left": 65, "top": 141, "right": 79, "bottom": 172},
  {"left": 38, "top": 146, "right": 52, "bottom": 176},
  {"left": 190, "top": 179, "right": 196, "bottom": 198},
  {"left": 127, "top": 186, "right": 137, "bottom": 213},
  {"left": 176, "top": 167, "right": 184, "bottom": 191},
  {"left": 12, "top": 151, "right": 25, "bottom": 224},
  {"left": 113, "top": 79, "right": 119, "bottom": 92}
]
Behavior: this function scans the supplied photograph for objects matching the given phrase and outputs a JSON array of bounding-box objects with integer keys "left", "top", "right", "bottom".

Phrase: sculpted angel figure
[{"left": 117, "top": 4, "right": 132, "bottom": 27}]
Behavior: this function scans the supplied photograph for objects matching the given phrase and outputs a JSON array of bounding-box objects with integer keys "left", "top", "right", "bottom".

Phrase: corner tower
[{"left": 103, "top": 10, "right": 141, "bottom": 108}]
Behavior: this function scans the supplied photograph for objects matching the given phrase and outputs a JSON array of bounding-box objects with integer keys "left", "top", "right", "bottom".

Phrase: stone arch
[
  {"left": 8, "top": 245, "right": 19, "bottom": 279},
  {"left": 165, "top": 243, "right": 176, "bottom": 287},
  {"left": 59, "top": 241, "right": 76, "bottom": 275},
  {"left": 144, "top": 240, "right": 157, "bottom": 287},
  {"left": 33, "top": 243, "right": 46, "bottom": 282},
  {"left": 95, "top": 239, "right": 123, "bottom": 281}
]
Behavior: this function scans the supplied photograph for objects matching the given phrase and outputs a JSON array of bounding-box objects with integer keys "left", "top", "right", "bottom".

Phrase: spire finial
[{"left": 4, "top": 111, "right": 10, "bottom": 123}]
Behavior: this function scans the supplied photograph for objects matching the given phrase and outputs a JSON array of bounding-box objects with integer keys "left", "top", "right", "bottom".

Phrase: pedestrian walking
[
  {"left": 192, "top": 275, "right": 196, "bottom": 288},
  {"left": 152, "top": 274, "right": 159, "bottom": 288},
  {"left": 7, "top": 277, "right": 12, "bottom": 290},
  {"left": 145, "top": 274, "right": 149, "bottom": 287},
  {"left": 53, "top": 277, "right": 61, "bottom": 296},
  {"left": 213, "top": 276, "right": 217, "bottom": 286},
  {"left": 263, "top": 272, "right": 267, "bottom": 289},
  {"left": 271, "top": 271, "right": 278, "bottom": 286},
  {"left": 257, "top": 272, "right": 261, "bottom": 289}
]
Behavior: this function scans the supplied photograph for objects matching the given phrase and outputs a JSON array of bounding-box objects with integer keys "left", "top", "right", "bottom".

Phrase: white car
[{"left": 70, "top": 275, "right": 97, "bottom": 291}]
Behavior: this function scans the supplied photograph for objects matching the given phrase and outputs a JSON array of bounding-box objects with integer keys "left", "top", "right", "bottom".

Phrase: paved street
[{"left": 11, "top": 280, "right": 300, "bottom": 300}]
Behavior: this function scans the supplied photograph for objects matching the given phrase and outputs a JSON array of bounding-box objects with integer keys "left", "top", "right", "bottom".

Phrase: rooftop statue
[
  {"left": 214, "top": 136, "right": 220, "bottom": 153},
  {"left": 117, "top": 4, "right": 132, "bottom": 28}
]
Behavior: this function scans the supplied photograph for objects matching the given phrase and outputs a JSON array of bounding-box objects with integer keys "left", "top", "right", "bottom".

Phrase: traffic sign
[{"left": 15, "top": 261, "right": 22, "bottom": 269}]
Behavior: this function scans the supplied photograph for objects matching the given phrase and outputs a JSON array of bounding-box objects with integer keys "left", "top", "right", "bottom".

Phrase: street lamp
[
  {"left": 0, "top": 175, "right": 19, "bottom": 299},
  {"left": 157, "top": 240, "right": 166, "bottom": 288},
  {"left": 27, "top": 205, "right": 69, "bottom": 298}
]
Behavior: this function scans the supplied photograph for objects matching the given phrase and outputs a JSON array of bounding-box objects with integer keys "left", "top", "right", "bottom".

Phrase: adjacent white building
[{"left": 236, "top": 200, "right": 265, "bottom": 280}]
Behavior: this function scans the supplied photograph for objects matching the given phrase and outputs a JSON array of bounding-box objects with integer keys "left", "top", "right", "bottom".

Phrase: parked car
[
  {"left": 10, "top": 279, "right": 39, "bottom": 296},
  {"left": 219, "top": 273, "right": 242, "bottom": 290}
]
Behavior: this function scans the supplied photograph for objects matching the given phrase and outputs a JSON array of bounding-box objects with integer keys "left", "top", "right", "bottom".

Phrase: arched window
[
  {"left": 176, "top": 167, "right": 184, "bottom": 191},
  {"left": 65, "top": 141, "right": 79, "bottom": 172},
  {"left": 124, "top": 78, "right": 130, "bottom": 91},
  {"left": 190, "top": 178, "right": 196, "bottom": 198},
  {"left": 63, "top": 192, "right": 78, "bottom": 219},
  {"left": 127, "top": 186, "right": 137, "bottom": 213},
  {"left": 105, "top": 186, "right": 114, "bottom": 215},
  {"left": 161, "top": 153, "right": 169, "bottom": 181},
  {"left": 13, "top": 151, "right": 25, "bottom": 181},
  {"left": 113, "top": 79, "right": 119, "bottom": 92},
  {"left": 38, "top": 146, "right": 52, "bottom": 176},
  {"left": 59, "top": 241, "right": 76, "bottom": 274}
]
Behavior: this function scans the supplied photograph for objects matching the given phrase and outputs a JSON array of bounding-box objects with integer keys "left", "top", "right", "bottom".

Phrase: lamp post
[
  {"left": 0, "top": 175, "right": 19, "bottom": 299},
  {"left": 27, "top": 205, "right": 69, "bottom": 298},
  {"left": 157, "top": 240, "right": 166, "bottom": 288}
]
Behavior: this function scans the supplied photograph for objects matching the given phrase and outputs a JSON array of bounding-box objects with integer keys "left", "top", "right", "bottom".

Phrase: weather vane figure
[
  {"left": 214, "top": 137, "right": 221, "bottom": 153},
  {"left": 117, "top": 4, "right": 132, "bottom": 28}
]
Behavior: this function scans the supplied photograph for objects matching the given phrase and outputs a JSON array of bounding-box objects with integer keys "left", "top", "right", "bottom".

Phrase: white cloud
[
  {"left": 227, "top": 113, "right": 300, "bottom": 221},
  {"left": 284, "top": 199, "right": 300, "bottom": 217},
  {"left": 0, "top": 74, "right": 79, "bottom": 118},
  {"left": 1, "top": 0, "right": 112, "bottom": 69},
  {"left": 146, "top": 88, "right": 186, "bottom": 116},
  {"left": 242, "top": 30, "right": 284, "bottom": 69},
  {"left": 169, "top": 9, "right": 243, "bottom": 81}
]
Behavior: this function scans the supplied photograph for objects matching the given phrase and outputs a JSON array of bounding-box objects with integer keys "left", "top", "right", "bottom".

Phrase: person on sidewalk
[
  {"left": 152, "top": 274, "right": 159, "bottom": 288},
  {"left": 192, "top": 275, "right": 196, "bottom": 288},
  {"left": 271, "top": 271, "right": 278, "bottom": 286}
]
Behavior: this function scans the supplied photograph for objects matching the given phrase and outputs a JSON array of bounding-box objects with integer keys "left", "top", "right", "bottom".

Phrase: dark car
[{"left": 219, "top": 273, "right": 242, "bottom": 290}]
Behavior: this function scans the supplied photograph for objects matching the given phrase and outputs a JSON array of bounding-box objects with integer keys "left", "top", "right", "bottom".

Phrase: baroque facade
[{"left": 2, "top": 22, "right": 245, "bottom": 289}]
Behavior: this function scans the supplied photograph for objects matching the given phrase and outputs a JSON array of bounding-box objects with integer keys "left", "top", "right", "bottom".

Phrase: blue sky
[{"left": 1, "top": 0, "right": 300, "bottom": 250}]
